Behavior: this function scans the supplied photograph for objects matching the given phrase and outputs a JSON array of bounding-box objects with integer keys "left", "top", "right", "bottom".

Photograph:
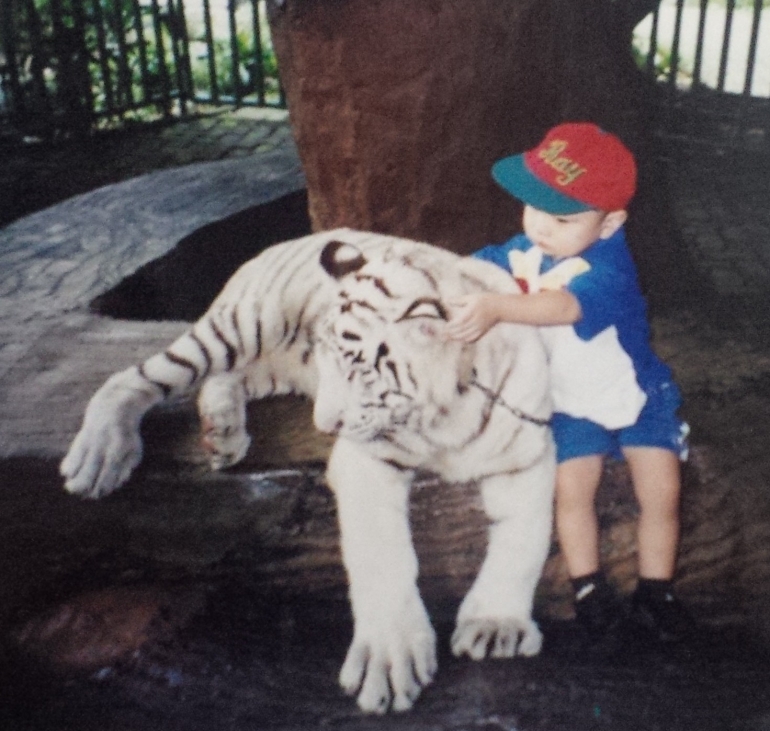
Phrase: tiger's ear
[{"left": 320, "top": 240, "right": 368, "bottom": 279}]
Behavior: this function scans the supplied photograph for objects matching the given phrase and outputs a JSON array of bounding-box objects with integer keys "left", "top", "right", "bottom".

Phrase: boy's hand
[{"left": 446, "top": 294, "right": 498, "bottom": 343}]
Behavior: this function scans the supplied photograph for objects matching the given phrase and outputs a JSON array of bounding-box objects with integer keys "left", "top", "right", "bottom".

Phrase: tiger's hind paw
[
  {"left": 200, "top": 415, "right": 251, "bottom": 470},
  {"left": 451, "top": 617, "right": 542, "bottom": 660},
  {"left": 198, "top": 375, "right": 250, "bottom": 470}
]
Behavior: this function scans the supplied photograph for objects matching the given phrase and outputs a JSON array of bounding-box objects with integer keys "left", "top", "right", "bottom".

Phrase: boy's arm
[{"left": 446, "top": 291, "right": 581, "bottom": 343}]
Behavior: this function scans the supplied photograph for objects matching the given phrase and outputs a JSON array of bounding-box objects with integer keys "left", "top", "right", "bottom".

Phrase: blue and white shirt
[{"left": 473, "top": 227, "right": 673, "bottom": 429}]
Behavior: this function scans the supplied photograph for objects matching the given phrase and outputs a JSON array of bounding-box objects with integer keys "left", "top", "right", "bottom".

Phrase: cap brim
[{"left": 491, "top": 154, "right": 593, "bottom": 215}]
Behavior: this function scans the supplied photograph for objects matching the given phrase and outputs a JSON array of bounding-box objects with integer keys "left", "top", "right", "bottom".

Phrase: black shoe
[
  {"left": 631, "top": 589, "right": 696, "bottom": 643},
  {"left": 574, "top": 582, "right": 625, "bottom": 643}
]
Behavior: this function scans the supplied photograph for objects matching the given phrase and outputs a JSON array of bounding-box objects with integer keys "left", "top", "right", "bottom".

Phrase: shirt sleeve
[{"left": 567, "top": 255, "right": 634, "bottom": 342}]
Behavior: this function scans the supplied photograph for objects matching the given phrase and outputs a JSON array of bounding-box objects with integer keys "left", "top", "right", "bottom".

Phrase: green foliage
[
  {"left": 189, "top": 22, "right": 279, "bottom": 102},
  {"left": 4, "top": 0, "right": 282, "bottom": 136}
]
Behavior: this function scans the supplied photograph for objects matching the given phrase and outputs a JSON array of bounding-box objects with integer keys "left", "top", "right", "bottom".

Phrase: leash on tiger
[{"left": 469, "top": 371, "right": 551, "bottom": 427}]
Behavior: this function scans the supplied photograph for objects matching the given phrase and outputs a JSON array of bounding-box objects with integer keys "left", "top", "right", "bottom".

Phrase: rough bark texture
[{"left": 268, "top": 0, "right": 651, "bottom": 254}]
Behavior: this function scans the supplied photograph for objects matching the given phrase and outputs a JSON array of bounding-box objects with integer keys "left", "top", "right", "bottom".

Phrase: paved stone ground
[
  {"left": 0, "top": 107, "right": 294, "bottom": 230},
  {"left": 662, "top": 141, "right": 770, "bottom": 321},
  {"left": 0, "top": 108, "right": 305, "bottom": 457}
]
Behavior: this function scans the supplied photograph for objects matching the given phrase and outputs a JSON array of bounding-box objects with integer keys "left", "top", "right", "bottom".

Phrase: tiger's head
[{"left": 312, "top": 239, "right": 476, "bottom": 445}]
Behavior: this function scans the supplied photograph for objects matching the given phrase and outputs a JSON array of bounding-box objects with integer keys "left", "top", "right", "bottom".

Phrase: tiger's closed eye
[{"left": 398, "top": 298, "right": 448, "bottom": 322}]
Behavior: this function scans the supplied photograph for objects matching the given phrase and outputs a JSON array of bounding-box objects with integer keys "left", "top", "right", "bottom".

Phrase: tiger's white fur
[{"left": 61, "top": 228, "right": 555, "bottom": 714}]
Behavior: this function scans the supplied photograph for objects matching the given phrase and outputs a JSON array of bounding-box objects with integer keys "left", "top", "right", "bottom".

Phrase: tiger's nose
[{"left": 323, "top": 419, "right": 343, "bottom": 436}]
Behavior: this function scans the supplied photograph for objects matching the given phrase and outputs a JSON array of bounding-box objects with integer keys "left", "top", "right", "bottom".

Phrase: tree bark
[{"left": 268, "top": 0, "right": 652, "bottom": 254}]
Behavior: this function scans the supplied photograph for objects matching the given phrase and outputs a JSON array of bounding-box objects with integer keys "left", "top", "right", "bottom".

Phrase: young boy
[{"left": 447, "top": 122, "right": 693, "bottom": 643}]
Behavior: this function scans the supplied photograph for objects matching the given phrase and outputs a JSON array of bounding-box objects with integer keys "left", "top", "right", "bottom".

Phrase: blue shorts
[{"left": 551, "top": 381, "right": 689, "bottom": 464}]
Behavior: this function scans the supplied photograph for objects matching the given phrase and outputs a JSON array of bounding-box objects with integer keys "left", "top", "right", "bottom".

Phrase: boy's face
[{"left": 522, "top": 205, "right": 627, "bottom": 259}]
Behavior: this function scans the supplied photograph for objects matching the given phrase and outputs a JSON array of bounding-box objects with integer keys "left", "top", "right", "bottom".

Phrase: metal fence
[
  {"left": 0, "top": 0, "right": 283, "bottom": 139},
  {"left": 634, "top": 0, "right": 770, "bottom": 139}
]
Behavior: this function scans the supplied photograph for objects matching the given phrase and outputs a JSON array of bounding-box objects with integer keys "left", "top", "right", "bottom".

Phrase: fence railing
[
  {"left": 0, "top": 0, "right": 283, "bottom": 139},
  {"left": 633, "top": 0, "right": 770, "bottom": 140},
  {"left": 634, "top": 0, "right": 769, "bottom": 97}
]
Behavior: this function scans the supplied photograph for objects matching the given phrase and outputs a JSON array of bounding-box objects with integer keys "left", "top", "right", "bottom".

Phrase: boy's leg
[
  {"left": 552, "top": 416, "right": 625, "bottom": 641},
  {"left": 623, "top": 446, "right": 680, "bottom": 579},
  {"left": 556, "top": 455, "right": 626, "bottom": 642},
  {"left": 623, "top": 446, "right": 694, "bottom": 641},
  {"left": 555, "top": 455, "right": 604, "bottom": 578}
]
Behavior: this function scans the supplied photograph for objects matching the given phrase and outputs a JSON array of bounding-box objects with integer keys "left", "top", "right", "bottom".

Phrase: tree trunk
[{"left": 268, "top": 0, "right": 650, "bottom": 255}]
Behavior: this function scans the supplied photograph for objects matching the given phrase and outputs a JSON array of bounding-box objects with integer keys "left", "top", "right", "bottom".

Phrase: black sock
[
  {"left": 635, "top": 577, "right": 674, "bottom": 603},
  {"left": 571, "top": 571, "right": 606, "bottom": 602}
]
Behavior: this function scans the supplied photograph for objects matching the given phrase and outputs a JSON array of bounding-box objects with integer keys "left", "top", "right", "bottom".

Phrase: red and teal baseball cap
[{"left": 492, "top": 122, "right": 637, "bottom": 214}]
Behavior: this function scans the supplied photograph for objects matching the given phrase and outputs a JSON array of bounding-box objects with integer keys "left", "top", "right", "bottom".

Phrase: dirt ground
[{"left": 1, "top": 451, "right": 770, "bottom": 731}]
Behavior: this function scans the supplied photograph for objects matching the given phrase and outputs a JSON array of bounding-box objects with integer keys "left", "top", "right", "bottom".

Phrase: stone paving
[
  {"left": 664, "top": 143, "right": 770, "bottom": 308},
  {"left": 0, "top": 107, "right": 294, "bottom": 230},
  {"left": 0, "top": 107, "right": 305, "bottom": 458}
]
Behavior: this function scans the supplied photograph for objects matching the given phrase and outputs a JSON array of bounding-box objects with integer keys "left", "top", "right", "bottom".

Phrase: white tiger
[{"left": 61, "top": 228, "right": 555, "bottom": 714}]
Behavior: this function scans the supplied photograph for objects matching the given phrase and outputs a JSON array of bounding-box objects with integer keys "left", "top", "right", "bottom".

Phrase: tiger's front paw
[
  {"left": 61, "top": 370, "right": 161, "bottom": 499},
  {"left": 61, "top": 424, "right": 143, "bottom": 499},
  {"left": 451, "top": 616, "right": 542, "bottom": 660},
  {"left": 339, "top": 597, "right": 437, "bottom": 713}
]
